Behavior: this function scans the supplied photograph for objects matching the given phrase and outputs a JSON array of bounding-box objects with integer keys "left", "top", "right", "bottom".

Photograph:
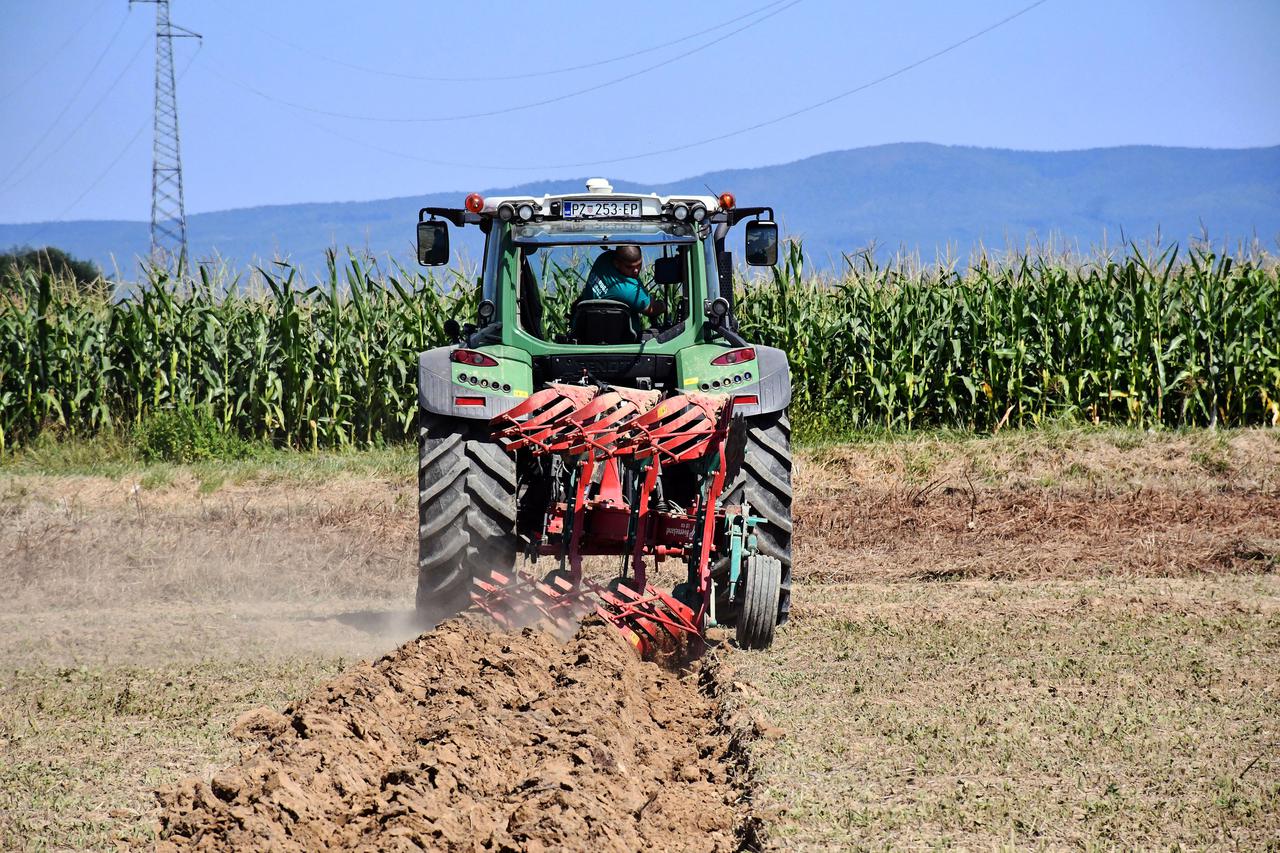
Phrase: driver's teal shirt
[{"left": 584, "top": 252, "right": 651, "bottom": 311}]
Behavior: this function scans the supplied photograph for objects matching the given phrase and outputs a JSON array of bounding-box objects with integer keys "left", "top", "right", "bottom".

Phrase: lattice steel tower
[{"left": 132, "top": 0, "right": 199, "bottom": 266}]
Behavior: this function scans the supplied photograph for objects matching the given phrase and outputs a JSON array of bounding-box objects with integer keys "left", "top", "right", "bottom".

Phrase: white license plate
[{"left": 563, "top": 199, "right": 641, "bottom": 219}]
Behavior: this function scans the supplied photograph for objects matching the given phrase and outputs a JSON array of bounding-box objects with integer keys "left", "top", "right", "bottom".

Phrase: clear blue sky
[{"left": 1, "top": 0, "right": 1277, "bottom": 224}]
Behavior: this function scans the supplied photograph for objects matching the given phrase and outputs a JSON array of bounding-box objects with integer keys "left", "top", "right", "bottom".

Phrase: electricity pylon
[{"left": 131, "top": 0, "right": 199, "bottom": 267}]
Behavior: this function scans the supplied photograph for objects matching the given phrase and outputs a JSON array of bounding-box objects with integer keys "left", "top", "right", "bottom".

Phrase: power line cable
[
  {"left": 289, "top": 0, "right": 1052, "bottom": 172},
  {"left": 0, "top": 0, "right": 111, "bottom": 104},
  {"left": 27, "top": 49, "right": 201, "bottom": 239},
  {"left": 247, "top": 0, "right": 791, "bottom": 83},
  {"left": 205, "top": 0, "right": 802, "bottom": 124},
  {"left": 0, "top": 10, "right": 132, "bottom": 187},
  {"left": 575, "top": 0, "right": 1055, "bottom": 168},
  {"left": 2, "top": 36, "right": 150, "bottom": 193}
]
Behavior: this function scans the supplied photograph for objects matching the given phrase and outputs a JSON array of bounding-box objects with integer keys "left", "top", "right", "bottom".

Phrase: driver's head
[{"left": 612, "top": 245, "right": 642, "bottom": 279}]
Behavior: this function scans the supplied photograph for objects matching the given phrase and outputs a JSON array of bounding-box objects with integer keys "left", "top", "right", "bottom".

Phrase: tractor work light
[
  {"left": 464, "top": 193, "right": 485, "bottom": 213},
  {"left": 497, "top": 203, "right": 515, "bottom": 222},
  {"left": 711, "top": 347, "right": 755, "bottom": 366},
  {"left": 672, "top": 203, "right": 689, "bottom": 221},
  {"left": 517, "top": 202, "right": 535, "bottom": 221},
  {"left": 451, "top": 349, "right": 498, "bottom": 367},
  {"left": 691, "top": 202, "right": 707, "bottom": 222},
  {"left": 718, "top": 191, "right": 735, "bottom": 210}
]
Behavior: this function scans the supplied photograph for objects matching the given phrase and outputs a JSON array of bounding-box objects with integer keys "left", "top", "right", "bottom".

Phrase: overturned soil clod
[{"left": 156, "top": 616, "right": 747, "bottom": 852}]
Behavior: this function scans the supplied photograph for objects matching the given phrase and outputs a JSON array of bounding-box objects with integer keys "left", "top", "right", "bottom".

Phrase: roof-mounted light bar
[
  {"left": 497, "top": 200, "right": 541, "bottom": 223},
  {"left": 431, "top": 189, "right": 744, "bottom": 227},
  {"left": 663, "top": 199, "right": 709, "bottom": 223}
]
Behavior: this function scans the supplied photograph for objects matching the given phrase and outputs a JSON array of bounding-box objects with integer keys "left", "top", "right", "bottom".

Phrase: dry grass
[
  {"left": 0, "top": 657, "right": 353, "bottom": 849},
  {"left": 798, "top": 427, "right": 1280, "bottom": 494},
  {"left": 733, "top": 578, "right": 1280, "bottom": 850}
]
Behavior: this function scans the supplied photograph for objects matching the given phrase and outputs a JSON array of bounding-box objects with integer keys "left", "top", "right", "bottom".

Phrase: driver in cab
[{"left": 582, "top": 245, "right": 666, "bottom": 318}]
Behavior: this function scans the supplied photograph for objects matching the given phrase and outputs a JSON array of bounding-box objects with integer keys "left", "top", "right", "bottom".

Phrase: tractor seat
[{"left": 569, "top": 299, "right": 640, "bottom": 345}]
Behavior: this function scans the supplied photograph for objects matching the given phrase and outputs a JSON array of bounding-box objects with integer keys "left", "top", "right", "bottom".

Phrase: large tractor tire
[
  {"left": 416, "top": 410, "right": 517, "bottom": 618},
  {"left": 721, "top": 410, "right": 793, "bottom": 625}
]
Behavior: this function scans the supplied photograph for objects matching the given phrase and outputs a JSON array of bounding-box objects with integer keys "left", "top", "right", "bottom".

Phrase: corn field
[
  {"left": 0, "top": 255, "right": 476, "bottom": 452},
  {"left": 1, "top": 245, "right": 1277, "bottom": 452},
  {"left": 738, "top": 243, "right": 1280, "bottom": 432}
]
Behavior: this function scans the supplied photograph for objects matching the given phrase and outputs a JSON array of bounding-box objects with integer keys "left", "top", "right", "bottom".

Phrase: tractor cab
[{"left": 416, "top": 179, "right": 784, "bottom": 416}]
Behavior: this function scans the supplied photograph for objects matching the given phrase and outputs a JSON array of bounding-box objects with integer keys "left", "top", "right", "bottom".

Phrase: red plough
[{"left": 476, "top": 383, "right": 743, "bottom": 660}]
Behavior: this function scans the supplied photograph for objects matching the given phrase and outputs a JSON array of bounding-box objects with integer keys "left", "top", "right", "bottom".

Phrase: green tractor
[{"left": 414, "top": 178, "right": 792, "bottom": 652}]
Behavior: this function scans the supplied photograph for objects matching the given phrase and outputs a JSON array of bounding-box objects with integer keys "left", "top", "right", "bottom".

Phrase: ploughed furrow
[{"left": 156, "top": 618, "right": 745, "bottom": 852}]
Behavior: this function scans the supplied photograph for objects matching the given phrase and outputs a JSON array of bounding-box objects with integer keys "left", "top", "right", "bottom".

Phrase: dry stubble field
[{"left": 1, "top": 429, "right": 1277, "bottom": 850}]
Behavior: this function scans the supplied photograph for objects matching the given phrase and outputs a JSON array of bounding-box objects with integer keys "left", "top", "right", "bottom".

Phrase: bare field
[
  {"left": 1, "top": 428, "right": 1277, "bottom": 849},
  {"left": 734, "top": 577, "right": 1279, "bottom": 850}
]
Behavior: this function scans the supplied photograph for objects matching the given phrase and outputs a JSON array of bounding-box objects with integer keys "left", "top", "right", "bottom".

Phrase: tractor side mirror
[
  {"left": 417, "top": 220, "right": 450, "bottom": 266},
  {"left": 744, "top": 220, "right": 778, "bottom": 266}
]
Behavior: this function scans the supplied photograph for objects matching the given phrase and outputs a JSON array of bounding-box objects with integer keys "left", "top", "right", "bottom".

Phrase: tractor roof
[
  {"left": 486, "top": 178, "right": 719, "bottom": 213},
  {"left": 423, "top": 179, "right": 765, "bottom": 229}
]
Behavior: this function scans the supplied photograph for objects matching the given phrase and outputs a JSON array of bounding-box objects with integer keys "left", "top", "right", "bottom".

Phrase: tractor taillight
[
  {"left": 464, "top": 193, "right": 484, "bottom": 213},
  {"left": 452, "top": 349, "right": 498, "bottom": 367},
  {"left": 711, "top": 347, "right": 755, "bottom": 366},
  {"left": 733, "top": 394, "right": 759, "bottom": 407},
  {"left": 454, "top": 396, "right": 485, "bottom": 407},
  {"left": 718, "top": 191, "right": 735, "bottom": 210}
]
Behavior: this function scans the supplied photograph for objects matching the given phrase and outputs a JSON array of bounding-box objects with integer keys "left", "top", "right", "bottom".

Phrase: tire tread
[{"left": 416, "top": 411, "right": 517, "bottom": 615}]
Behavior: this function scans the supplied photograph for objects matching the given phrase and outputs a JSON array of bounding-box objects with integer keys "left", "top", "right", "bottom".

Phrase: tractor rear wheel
[
  {"left": 416, "top": 410, "right": 517, "bottom": 618},
  {"left": 736, "top": 553, "right": 782, "bottom": 649},
  {"left": 720, "top": 411, "right": 793, "bottom": 625}
]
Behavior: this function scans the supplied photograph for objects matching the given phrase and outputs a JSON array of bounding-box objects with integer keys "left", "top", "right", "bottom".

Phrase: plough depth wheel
[{"left": 736, "top": 553, "right": 782, "bottom": 650}]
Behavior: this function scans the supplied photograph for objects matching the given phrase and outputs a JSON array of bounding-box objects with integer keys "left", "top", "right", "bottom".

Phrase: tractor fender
[
  {"left": 728, "top": 345, "right": 791, "bottom": 417},
  {"left": 417, "top": 347, "right": 520, "bottom": 421}
]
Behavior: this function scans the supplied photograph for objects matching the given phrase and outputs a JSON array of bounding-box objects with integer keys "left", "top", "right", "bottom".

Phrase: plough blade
[
  {"left": 594, "top": 581, "right": 703, "bottom": 662},
  {"left": 471, "top": 571, "right": 703, "bottom": 663},
  {"left": 470, "top": 569, "right": 595, "bottom": 639},
  {"left": 490, "top": 383, "right": 599, "bottom": 453},
  {"left": 559, "top": 386, "right": 661, "bottom": 456},
  {"left": 491, "top": 384, "right": 721, "bottom": 463},
  {"left": 615, "top": 392, "right": 728, "bottom": 461}
]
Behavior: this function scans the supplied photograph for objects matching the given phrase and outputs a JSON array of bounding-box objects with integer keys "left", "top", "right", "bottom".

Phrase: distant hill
[{"left": 3, "top": 143, "right": 1278, "bottom": 276}]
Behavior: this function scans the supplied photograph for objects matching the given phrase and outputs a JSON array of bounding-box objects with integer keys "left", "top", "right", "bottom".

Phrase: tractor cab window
[{"left": 510, "top": 224, "right": 695, "bottom": 345}]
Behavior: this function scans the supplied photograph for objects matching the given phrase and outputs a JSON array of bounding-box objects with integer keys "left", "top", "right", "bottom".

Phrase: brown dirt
[
  {"left": 155, "top": 617, "right": 744, "bottom": 853},
  {"left": 795, "top": 487, "right": 1280, "bottom": 582}
]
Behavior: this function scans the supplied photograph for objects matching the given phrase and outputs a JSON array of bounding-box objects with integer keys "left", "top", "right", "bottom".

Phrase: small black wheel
[{"left": 736, "top": 553, "right": 781, "bottom": 650}]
